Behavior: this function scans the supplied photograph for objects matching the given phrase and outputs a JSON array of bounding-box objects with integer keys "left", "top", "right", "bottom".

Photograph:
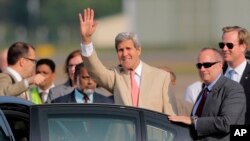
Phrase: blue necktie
[{"left": 227, "top": 69, "right": 235, "bottom": 80}]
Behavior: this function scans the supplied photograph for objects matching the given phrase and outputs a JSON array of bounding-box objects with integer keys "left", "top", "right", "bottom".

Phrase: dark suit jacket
[
  {"left": 223, "top": 62, "right": 250, "bottom": 124},
  {"left": 191, "top": 75, "right": 246, "bottom": 141},
  {"left": 46, "top": 80, "right": 74, "bottom": 103},
  {"left": 51, "top": 90, "right": 114, "bottom": 104},
  {"left": 239, "top": 63, "right": 250, "bottom": 124}
]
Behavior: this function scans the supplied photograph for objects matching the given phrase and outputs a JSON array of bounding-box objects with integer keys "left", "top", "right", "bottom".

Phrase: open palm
[{"left": 79, "top": 8, "right": 97, "bottom": 44}]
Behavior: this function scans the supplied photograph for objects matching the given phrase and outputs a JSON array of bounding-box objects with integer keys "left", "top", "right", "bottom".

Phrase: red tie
[
  {"left": 83, "top": 94, "right": 89, "bottom": 103},
  {"left": 195, "top": 88, "right": 209, "bottom": 117},
  {"left": 130, "top": 71, "right": 139, "bottom": 107}
]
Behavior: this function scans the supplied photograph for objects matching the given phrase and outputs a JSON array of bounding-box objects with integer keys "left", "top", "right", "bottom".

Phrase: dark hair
[
  {"left": 74, "top": 63, "right": 85, "bottom": 82},
  {"left": 64, "top": 49, "right": 82, "bottom": 74},
  {"left": 7, "top": 41, "right": 35, "bottom": 65},
  {"left": 36, "top": 58, "right": 56, "bottom": 73}
]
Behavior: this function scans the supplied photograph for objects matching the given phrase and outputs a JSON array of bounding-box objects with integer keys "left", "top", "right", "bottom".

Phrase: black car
[{"left": 0, "top": 96, "right": 193, "bottom": 141}]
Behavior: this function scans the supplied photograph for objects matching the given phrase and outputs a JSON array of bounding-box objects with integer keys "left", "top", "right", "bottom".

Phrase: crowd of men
[{"left": 0, "top": 8, "right": 250, "bottom": 141}]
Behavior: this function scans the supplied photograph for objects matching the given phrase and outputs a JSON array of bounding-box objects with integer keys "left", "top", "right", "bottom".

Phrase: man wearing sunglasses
[
  {"left": 169, "top": 48, "right": 246, "bottom": 141},
  {"left": 0, "top": 42, "right": 45, "bottom": 100},
  {"left": 220, "top": 26, "right": 250, "bottom": 124}
]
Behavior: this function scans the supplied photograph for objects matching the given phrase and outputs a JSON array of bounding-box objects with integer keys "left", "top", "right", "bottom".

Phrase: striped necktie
[{"left": 83, "top": 94, "right": 89, "bottom": 103}]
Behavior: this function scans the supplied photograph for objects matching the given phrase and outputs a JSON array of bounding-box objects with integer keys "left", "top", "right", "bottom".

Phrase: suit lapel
[
  {"left": 138, "top": 63, "right": 151, "bottom": 107},
  {"left": 93, "top": 92, "right": 99, "bottom": 103},
  {"left": 203, "top": 76, "right": 226, "bottom": 112},
  {"left": 70, "top": 91, "right": 77, "bottom": 103},
  {"left": 119, "top": 67, "right": 133, "bottom": 105},
  {"left": 240, "top": 63, "right": 250, "bottom": 85}
]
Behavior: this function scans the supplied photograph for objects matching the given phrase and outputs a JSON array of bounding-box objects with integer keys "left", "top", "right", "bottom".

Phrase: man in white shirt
[
  {"left": 184, "top": 81, "right": 203, "bottom": 104},
  {"left": 0, "top": 42, "right": 45, "bottom": 100},
  {"left": 78, "top": 8, "right": 175, "bottom": 115},
  {"left": 30, "top": 58, "right": 56, "bottom": 103}
]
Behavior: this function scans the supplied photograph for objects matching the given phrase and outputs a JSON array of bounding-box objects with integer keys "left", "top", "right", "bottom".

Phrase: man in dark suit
[
  {"left": 169, "top": 48, "right": 246, "bottom": 141},
  {"left": 219, "top": 26, "right": 250, "bottom": 124},
  {"left": 46, "top": 49, "right": 83, "bottom": 103},
  {"left": 51, "top": 63, "right": 113, "bottom": 104}
]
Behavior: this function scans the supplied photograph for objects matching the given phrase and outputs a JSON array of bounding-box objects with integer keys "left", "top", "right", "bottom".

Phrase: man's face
[
  {"left": 77, "top": 68, "right": 97, "bottom": 94},
  {"left": 221, "top": 31, "right": 246, "bottom": 63},
  {"left": 22, "top": 48, "right": 36, "bottom": 78},
  {"left": 117, "top": 39, "right": 141, "bottom": 70},
  {"left": 36, "top": 64, "right": 55, "bottom": 89},
  {"left": 197, "top": 50, "right": 222, "bottom": 84},
  {"left": 67, "top": 55, "right": 83, "bottom": 81}
]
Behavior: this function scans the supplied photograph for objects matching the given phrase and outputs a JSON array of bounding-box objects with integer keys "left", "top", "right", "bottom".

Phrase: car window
[
  {"left": 0, "top": 110, "right": 13, "bottom": 141},
  {"left": 146, "top": 124, "right": 175, "bottom": 141},
  {"left": 144, "top": 111, "right": 193, "bottom": 141},
  {"left": 47, "top": 114, "right": 136, "bottom": 141}
]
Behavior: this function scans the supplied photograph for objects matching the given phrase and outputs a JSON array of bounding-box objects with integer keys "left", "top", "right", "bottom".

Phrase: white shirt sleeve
[{"left": 80, "top": 42, "right": 94, "bottom": 57}]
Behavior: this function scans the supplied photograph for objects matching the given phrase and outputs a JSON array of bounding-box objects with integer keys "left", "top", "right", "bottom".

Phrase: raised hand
[
  {"left": 79, "top": 8, "right": 97, "bottom": 44},
  {"left": 27, "top": 74, "right": 46, "bottom": 85}
]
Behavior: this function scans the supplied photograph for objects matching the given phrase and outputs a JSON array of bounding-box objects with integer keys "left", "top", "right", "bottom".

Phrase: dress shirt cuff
[{"left": 80, "top": 42, "right": 93, "bottom": 57}]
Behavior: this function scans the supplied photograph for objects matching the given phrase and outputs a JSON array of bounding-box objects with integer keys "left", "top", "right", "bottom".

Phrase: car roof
[{"left": 0, "top": 96, "right": 33, "bottom": 106}]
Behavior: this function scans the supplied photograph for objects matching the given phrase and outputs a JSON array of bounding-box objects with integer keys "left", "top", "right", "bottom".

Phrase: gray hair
[
  {"left": 200, "top": 47, "right": 223, "bottom": 62},
  {"left": 115, "top": 32, "right": 141, "bottom": 51}
]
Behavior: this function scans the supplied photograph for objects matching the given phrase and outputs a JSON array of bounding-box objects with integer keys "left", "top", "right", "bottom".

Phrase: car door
[
  {"left": 143, "top": 110, "right": 193, "bottom": 141},
  {"left": 29, "top": 104, "right": 142, "bottom": 141},
  {"left": 29, "top": 104, "right": 193, "bottom": 141},
  {"left": 0, "top": 109, "right": 15, "bottom": 141},
  {"left": 0, "top": 96, "right": 32, "bottom": 141}
]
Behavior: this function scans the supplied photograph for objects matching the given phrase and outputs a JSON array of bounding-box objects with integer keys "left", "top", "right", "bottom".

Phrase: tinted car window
[
  {"left": 147, "top": 124, "right": 175, "bottom": 141},
  {"left": 27, "top": 104, "right": 192, "bottom": 141},
  {"left": 0, "top": 116, "right": 10, "bottom": 141},
  {"left": 47, "top": 114, "right": 136, "bottom": 141}
]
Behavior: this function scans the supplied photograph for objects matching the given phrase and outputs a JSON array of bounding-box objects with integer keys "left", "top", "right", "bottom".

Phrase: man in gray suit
[
  {"left": 0, "top": 42, "right": 45, "bottom": 100},
  {"left": 51, "top": 63, "right": 113, "bottom": 104},
  {"left": 46, "top": 49, "right": 83, "bottom": 103},
  {"left": 169, "top": 48, "right": 246, "bottom": 141},
  {"left": 79, "top": 8, "right": 175, "bottom": 115}
]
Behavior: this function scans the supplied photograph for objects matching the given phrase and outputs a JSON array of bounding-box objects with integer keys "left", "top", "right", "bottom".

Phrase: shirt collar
[
  {"left": 38, "top": 84, "right": 55, "bottom": 94},
  {"left": 206, "top": 73, "right": 222, "bottom": 91},
  {"left": 134, "top": 61, "right": 142, "bottom": 77},
  {"left": 227, "top": 59, "right": 247, "bottom": 75},
  {"left": 75, "top": 89, "right": 94, "bottom": 103},
  {"left": 5, "top": 67, "right": 22, "bottom": 81}
]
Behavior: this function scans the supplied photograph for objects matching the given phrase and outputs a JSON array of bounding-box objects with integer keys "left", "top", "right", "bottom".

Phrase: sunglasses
[
  {"left": 218, "top": 42, "right": 234, "bottom": 49},
  {"left": 196, "top": 61, "right": 220, "bottom": 69}
]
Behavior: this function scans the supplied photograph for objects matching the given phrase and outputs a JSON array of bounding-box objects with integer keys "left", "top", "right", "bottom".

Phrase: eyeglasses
[
  {"left": 23, "top": 57, "right": 37, "bottom": 64},
  {"left": 218, "top": 42, "right": 236, "bottom": 49},
  {"left": 196, "top": 61, "right": 220, "bottom": 69}
]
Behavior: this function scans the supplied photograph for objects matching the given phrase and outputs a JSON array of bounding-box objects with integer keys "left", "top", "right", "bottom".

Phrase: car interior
[{"left": 0, "top": 104, "right": 30, "bottom": 141}]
